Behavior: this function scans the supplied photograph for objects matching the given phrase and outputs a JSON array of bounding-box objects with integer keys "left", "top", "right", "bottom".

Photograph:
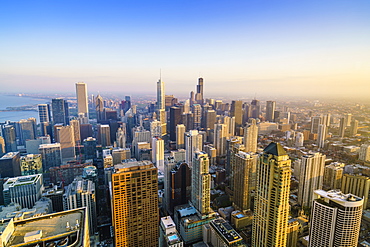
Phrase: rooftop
[
  {"left": 210, "top": 218, "right": 243, "bottom": 244},
  {"left": 314, "top": 189, "right": 363, "bottom": 207},
  {"left": 264, "top": 142, "right": 287, "bottom": 156},
  {"left": 0, "top": 152, "right": 19, "bottom": 159},
  {"left": 114, "top": 160, "right": 154, "bottom": 173}
]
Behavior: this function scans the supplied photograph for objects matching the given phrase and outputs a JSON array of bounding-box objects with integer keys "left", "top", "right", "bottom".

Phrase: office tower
[
  {"left": 2, "top": 125, "right": 17, "bottom": 152},
  {"left": 317, "top": 124, "right": 327, "bottom": 148},
  {"left": 295, "top": 132, "right": 304, "bottom": 147},
  {"left": 233, "top": 151, "right": 258, "bottom": 211},
  {"left": 64, "top": 176, "right": 97, "bottom": 234},
  {"left": 1, "top": 208, "right": 90, "bottom": 246},
  {"left": 55, "top": 125, "right": 76, "bottom": 161},
  {"left": 213, "top": 123, "right": 228, "bottom": 156},
  {"left": 170, "top": 106, "right": 182, "bottom": 141},
  {"left": 204, "top": 109, "right": 217, "bottom": 130},
  {"left": 111, "top": 160, "right": 158, "bottom": 247},
  {"left": 121, "top": 96, "right": 131, "bottom": 114},
  {"left": 20, "top": 154, "right": 43, "bottom": 175},
  {"left": 230, "top": 100, "right": 243, "bottom": 129},
  {"left": 160, "top": 216, "right": 184, "bottom": 247},
  {"left": 51, "top": 98, "right": 69, "bottom": 125},
  {"left": 192, "top": 104, "right": 202, "bottom": 129},
  {"left": 185, "top": 130, "right": 203, "bottom": 167},
  {"left": 157, "top": 78, "right": 165, "bottom": 110},
  {"left": 323, "top": 162, "right": 345, "bottom": 190},
  {"left": 95, "top": 93, "right": 104, "bottom": 122},
  {"left": 38, "top": 103, "right": 51, "bottom": 123},
  {"left": 0, "top": 152, "right": 21, "bottom": 178},
  {"left": 152, "top": 137, "right": 165, "bottom": 170},
  {"left": 220, "top": 115, "right": 233, "bottom": 139},
  {"left": 150, "top": 120, "right": 162, "bottom": 138},
  {"left": 167, "top": 162, "right": 191, "bottom": 214},
  {"left": 250, "top": 99, "right": 261, "bottom": 119},
  {"left": 243, "top": 103, "right": 251, "bottom": 123},
  {"left": 265, "top": 101, "right": 276, "bottom": 122},
  {"left": 176, "top": 124, "right": 186, "bottom": 149},
  {"left": 339, "top": 117, "right": 346, "bottom": 138},
  {"left": 165, "top": 95, "right": 176, "bottom": 109},
  {"left": 190, "top": 91, "right": 195, "bottom": 106},
  {"left": 97, "top": 124, "right": 111, "bottom": 147},
  {"left": 191, "top": 151, "right": 211, "bottom": 214},
  {"left": 39, "top": 143, "right": 62, "bottom": 178},
  {"left": 182, "top": 112, "right": 194, "bottom": 131},
  {"left": 350, "top": 119, "right": 358, "bottom": 136},
  {"left": 226, "top": 137, "right": 243, "bottom": 191},
  {"left": 40, "top": 121, "right": 53, "bottom": 138},
  {"left": 310, "top": 116, "right": 321, "bottom": 134},
  {"left": 252, "top": 142, "right": 291, "bottom": 247},
  {"left": 309, "top": 190, "right": 363, "bottom": 247},
  {"left": 158, "top": 109, "right": 167, "bottom": 135},
  {"left": 76, "top": 82, "right": 89, "bottom": 124},
  {"left": 112, "top": 148, "right": 131, "bottom": 165},
  {"left": 0, "top": 136, "right": 5, "bottom": 156},
  {"left": 296, "top": 152, "right": 326, "bottom": 208},
  {"left": 3, "top": 174, "right": 43, "bottom": 209},
  {"left": 19, "top": 118, "right": 36, "bottom": 145},
  {"left": 341, "top": 174, "right": 370, "bottom": 209},
  {"left": 83, "top": 137, "right": 97, "bottom": 161},
  {"left": 243, "top": 118, "right": 258, "bottom": 153},
  {"left": 203, "top": 218, "right": 244, "bottom": 247},
  {"left": 116, "top": 124, "right": 126, "bottom": 148},
  {"left": 195, "top": 77, "right": 204, "bottom": 105},
  {"left": 70, "top": 119, "right": 81, "bottom": 145},
  {"left": 359, "top": 144, "right": 370, "bottom": 161}
]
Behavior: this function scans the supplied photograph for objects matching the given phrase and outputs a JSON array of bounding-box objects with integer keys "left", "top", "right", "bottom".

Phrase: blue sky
[{"left": 0, "top": 0, "right": 369, "bottom": 99}]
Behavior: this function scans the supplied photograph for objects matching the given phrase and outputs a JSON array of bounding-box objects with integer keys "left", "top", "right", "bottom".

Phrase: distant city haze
[{"left": 0, "top": 1, "right": 369, "bottom": 99}]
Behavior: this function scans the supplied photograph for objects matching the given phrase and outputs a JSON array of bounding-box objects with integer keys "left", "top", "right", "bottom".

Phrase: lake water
[{"left": 0, "top": 94, "right": 49, "bottom": 123}]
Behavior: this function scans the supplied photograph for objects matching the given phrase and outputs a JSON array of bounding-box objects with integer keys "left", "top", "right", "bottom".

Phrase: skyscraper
[
  {"left": 251, "top": 99, "right": 261, "bottom": 119},
  {"left": 191, "top": 151, "right": 211, "bottom": 214},
  {"left": 213, "top": 123, "right": 228, "bottom": 156},
  {"left": 95, "top": 93, "right": 104, "bottom": 122},
  {"left": 52, "top": 98, "right": 69, "bottom": 125},
  {"left": 296, "top": 152, "right": 326, "bottom": 208},
  {"left": 97, "top": 124, "right": 111, "bottom": 147},
  {"left": 76, "top": 82, "right": 89, "bottom": 124},
  {"left": 169, "top": 106, "right": 182, "bottom": 141},
  {"left": 157, "top": 78, "right": 165, "bottom": 111},
  {"left": 317, "top": 124, "right": 327, "bottom": 148},
  {"left": 339, "top": 117, "right": 346, "bottom": 138},
  {"left": 38, "top": 103, "right": 51, "bottom": 123},
  {"left": 192, "top": 104, "right": 202, "bottom": 129},
  {"left": 230, "top": 100, "right": 243, "bottom": 130},
  {"left": 185, "top": 130, "right": 203, "bottom": 167},
  {"left": 243, "top": 118, "right": 258, "bottom": 153},
  {"left": 265, "top": 101, "right": 276, "bottom": 122},
  {"left": 2, "top": 125, "right": 17, "bottom": 152},
  {"left": 309, "top": 190, "right": 363, "bottom": 247},
  {"left": 176, "top": 124, "right": 185, "bottom": 149},
  {"left": 152, "top": 137, "right": 164, "bottom": 170},
  {"left": 55, "top": 125, "right": 76, "bottom": 161},
  {"left": 195, "top": 77, "right": 204, "bottom": 105},
  {"left": 111, "top": 160, "right": 158, "bottom": 247},
  {"left": 252, "top": 142, "right": 291, "bottom": 247}
]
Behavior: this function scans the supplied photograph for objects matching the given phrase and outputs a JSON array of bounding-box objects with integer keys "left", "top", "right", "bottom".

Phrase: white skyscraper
[
  {"left": 309, "top": 190, "right": 363, "bottom": 247},
  {"left": 297, "top": 152, "right": 326, "bottom": 207},
  {"left": 317, "top": 124, "right": 327, "bottom": 148},
  {"left": 76, "top": 82, "right": 89, "bottom": 124},
  {"left": 244, "top": 118, "right": 258, "bottom": 153},
  {"left": 176, "top": 124, "right": 186, "bottom": 149},
  {"left": 152, "top": 137, "right": 165, "bottom": 171},
  {"left": 185, "top": 130, "right": 203, "bottom": 167},
  {"left": 191, "top": 151, "right": 211, "bottom": 215}
]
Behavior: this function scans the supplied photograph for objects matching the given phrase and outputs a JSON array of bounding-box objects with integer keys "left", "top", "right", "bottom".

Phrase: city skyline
[{"left": 0, "top": 1, "right": 369, "bottom": 99}]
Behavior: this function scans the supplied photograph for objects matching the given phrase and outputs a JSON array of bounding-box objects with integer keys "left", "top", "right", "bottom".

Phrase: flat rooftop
[
  {"left": 5, "top": 208, "right": 87, "bottom": 247},
  {"left": 210, "top": 218, "right": 243, "bottom": 244},
  {"left": 114, "top": 160, "right": 154, "bottom": 173}
]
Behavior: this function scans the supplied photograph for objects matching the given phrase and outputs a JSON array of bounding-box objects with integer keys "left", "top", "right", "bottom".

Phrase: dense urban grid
[{"left": 0, "top": 79, "right": 369, "bottom": 247}]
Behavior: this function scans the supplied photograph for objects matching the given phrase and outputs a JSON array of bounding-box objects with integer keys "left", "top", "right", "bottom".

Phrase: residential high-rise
[
  {"left": 185, "top": 130, "right": 203, "bottom": 167},
  {"left": 152, "top": 137, "right": 165, "bottom": 170},
  {"left": 243, "top": 118, "right": 258, "bottom": 153},
  {"left": 51, "top": 98, "right": 69, "bottom": 125},
  {"left": 265, "top": 101, "right": 276, "bottom": 122},
  {"left": 233, "top": 151, "right": 258, "bottom": 211},
  {"left": 296, "top": 152, "right": 326, "bottom": 208},
  {"left": 150, "top": 120, "right": 162, "bottom": 138},
  {"left": 192, "top": 104, "right": 202, "bottom": 129},
  {"left": 341, "top": 174, "right": 370, "bottom": 209},
  {"left": 70, "top": 119, "right": 81, "bottom": 145},
  {"left": 309, "top": 190, "right": 363, "bottom": 247},
  {"left": 323, "top": 162, "right": 345, "bottom": 190},
  {"left": 350, "top": 119, "right": 358, "bottom": 136},
  {"left": 111, "top": 160, "right": 158, "bottom": 247},
  {"left": 359, "top": 144, "right": 370, "bottom": 161},
  {"left": 38, "top": 103, "right": 51, "bottom": 123},
  {"left": 339, "top": 117, "right": 346, "bottom": 138},
  {"left": 176, "top": 124, "right": 186, "bottom": 149},
  {"left": 317, "top": 124, "right": 327, "bottom": 148},
  {"left": 76, "top": 82, "right": 89, "bottom": 124},
  {"left": 252, "top": 142, "right": 291, "bottom": 247},
  {"left": 64, "top": 176, "right": 97, "bottom": 234},
  {"left": 191, "top": 151, "right": 211, "bottom": 215},
  {"left": 310, "top": 116, "right": 321, "bottom": 134}
]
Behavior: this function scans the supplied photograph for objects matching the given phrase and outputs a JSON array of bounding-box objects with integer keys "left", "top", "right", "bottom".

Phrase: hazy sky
[{"left": 1, "top": 0, "right": 369, "bottom": 99}]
